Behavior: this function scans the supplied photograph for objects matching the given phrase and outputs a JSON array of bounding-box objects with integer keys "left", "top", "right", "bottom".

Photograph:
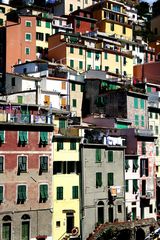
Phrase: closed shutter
[
  {"left": 108, "top": 151, "right": 113, "bottom": 162},
  {"left": 108, "top": 173, "right": 114, "bottom": 187},
  {"left": 96, "top": 149, "right": 101, "bottom": 162},
  {"left": 96, "top": 172, "right": 102, "bottom": 187}
]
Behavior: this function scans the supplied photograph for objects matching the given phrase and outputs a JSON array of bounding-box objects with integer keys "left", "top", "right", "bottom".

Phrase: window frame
[
  {"left": 17, "top": 185, "right": 27, "bottom": 204},
  {"left": 25, "top": 33, "right": 32, "bottom": 41},
  {"left": 25, "top": 47, "right": 30, "bottom": 55},
  {"left": 0, "top": 155, "right": 4, "bottom": 173},
  {"left": 25, "top": 21, "right": 32, "bottom": 27},
  {"left": 39, "top": 156, "right": 48, "bottom": 173},
  {"left": 57, "top": 186, "right": 63, "bottom": 200},
  {"left": 18, "top": 155, "right": 27, "bottom": 174},
  {"left": 39, "top": 184, "right": 48, "bottom": 203},
  {"left": 72, "top": 186, "right": 78, "bottom": 199}
]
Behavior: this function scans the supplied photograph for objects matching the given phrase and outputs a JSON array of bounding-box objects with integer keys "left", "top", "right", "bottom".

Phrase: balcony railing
[{"left": 0, "top": 113, "right": 52, "bottom": 125}]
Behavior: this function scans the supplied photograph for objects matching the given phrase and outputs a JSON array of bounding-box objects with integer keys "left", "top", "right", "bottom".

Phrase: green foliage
[{"left": 135, "top": 1, "right": 149, "bottom": 17}]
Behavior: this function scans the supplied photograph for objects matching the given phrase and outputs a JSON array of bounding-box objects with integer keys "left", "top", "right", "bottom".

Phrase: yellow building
[
  {"left": 48, "top": 32, "right": 133, "bottom": 80},
  {"left": 0, "top": 3, "right": 15, "bottom": 27},
  {"left": 52, "top": 116, "right": 81, "bottom": 240},
  {"left": 92, "top": 0, "right": 133, "bottom": 41}
]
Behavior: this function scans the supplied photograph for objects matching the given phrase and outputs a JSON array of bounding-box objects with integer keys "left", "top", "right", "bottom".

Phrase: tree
[
  {"left": 152, "top": 0, "right": 160, "bottom": 18},
  {"left": 135, "top": 1, "right": 149, "bottom": 17}
]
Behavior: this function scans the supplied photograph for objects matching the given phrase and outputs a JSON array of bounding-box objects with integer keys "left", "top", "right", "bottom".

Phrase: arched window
[
  {"left": 21, "top": 214, "right": 30, "bottom": 240},
  {"left": 2, "top": 215, "right": 12, "bottom": 239}
]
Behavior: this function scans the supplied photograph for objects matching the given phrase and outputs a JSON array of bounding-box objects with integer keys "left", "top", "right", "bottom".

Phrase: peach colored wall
[{"left": 6, "top": 16, "right": 36, "bottom": 73}]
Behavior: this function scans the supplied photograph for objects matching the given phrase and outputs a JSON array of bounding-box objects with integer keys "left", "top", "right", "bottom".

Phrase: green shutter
[
  {"left": 0, "top": 186, "right": 3, "bottom": 202},
  {"left": 116, "top": 54, "right": 119, "bottom": 62},
  {"left": 108, "top": 151, "right": 113, "bottom": 162},
  {"left": 76, "top": 19, "right": 80, "bottom": 27},
  {"left": 108, "top": 173, "right": 114, "bottom": 187},
  {"left": 46, "top": 21, "right": 50, "bottom": 28},
  {"left": 111, "top": 23, "right": 114, "bottom": 31},
  {"left": 95, "top": 52, "right": 100, "bottom": 60},
  {"left": 79, "top": 48, "right": 83, "bottom": 55},
  {"left": 59, "top": 119, "right": 66, "bottom": 129},
  {"left": 81, "top": 84, "right": 84, "bottom": 92},
  {"left": 18, "top": 156, "right": 27, "bottom": 172},
  {"left": 19, "top": 131, "right": 28, "bottom": 144},
  {"left": 91, "top": 22, "right": 94, "bottom": 30},
  {"left": 72, "top": 186, "right": 78, "bottom": 199},
  {"left": 0, "top": 156, "right": 3, "bottom": 172},
  {"left": 72, "top": 99, "right": 77, "bottom": 107},
  {"left": 37, "top": 19, "right": 41, "bottom": 26},
  {"left": 133, "top": 159, "right": 139, "bottom": 172},
  {"left": 70, "top": 60, "right": 74, "bottom": 68},
  {"left": 141, "top": 116, "right": 144, "bottom": 127},
  {"left": 79, "top": 61, "right": 83, "bottom": 69},
  {"left": 70, "top": 46, "right": 74, "bottom": 53},
  {"left": 96, "top": 149, "right": 101, "bottom": 163},
  {"left": 72, "top": 83, "right": 76, "bottom": 91},
  {"left": 156, "top": 147, "right": 159, "bottom": 156},
  {"left": 87, "top": 51, "right": 91, "bottom": 58},
  {"left": 2, "top": 223, "right": 11, "bottom": 240},
  {"left": 125, "top": 159, "right": 130, "bottom": 171},
  {"left": 134, "top": 98, "right": 138, "bottom": 109},
  {"left": 96, "top": 172, "right": 102, "bottom": 187},
  {"left": 18, "top": 185, "right": 26, "bottom": 201},
  {"left": 135, "top": 115, "right": 139, "bottom": 126},
  {"left": 22, "top": 221, "right": 29, "bottom": 240},
  {"left": 104, "top": 52, "right": 108, "bottom": 59},
  {"left": 40, "top": 185, "right": 48, "bottom": 200},
  {"left": 142, "top": 142, "right": 146, "bottom": 154},
  {"left": 133, "top": 179, "right": 138, "bottom": 193},
  {"left": 40, "top": 156, "right": 48, "bottom": 172},
  {"left": 125, "top": 180, "right": 129, "bottom": 192},
  {"left": 40, "top": 132, "right": 48, "bottom": 145},
  {"left": 57, "top": 187, "right": 63, "bottom": 200},
  {"left": 18, "top": 96, "right": 23, "bottom": 104},
  {"left": 140, "top": 99, "right": 144, "bottom": 109},
  {"left": 0, "top": 131, "right": 4, "bottom": 143},
  {"left": 70, "top": 141, "right": 76, "bottom": 150},
  {"left": 57, "top": 141, "right": 63, "bottom": 151}
]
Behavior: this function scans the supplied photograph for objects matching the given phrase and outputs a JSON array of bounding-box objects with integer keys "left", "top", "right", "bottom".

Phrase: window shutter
[
  {"left": 0, "top": 186, "right": 3, "bottom": 202},
  {"left": 0, "top": 131, "right": 4, "bottom": 143},
  {"left": 108, "top": 173, "right": 114, "bottom": 187},
  {"left": 96, "top": 149, "right": 101, "bottom": 162},
  {"left": 133, "top": 159, "right": 139, "bottom": 172},
  {"left": 108, "top": 151, "right": 113, "bottom": 162},
  {"left": 125, "top": 159, "right": 130, "bottom": 171},
  {"left": 72, "top": 186, "right": 78, "bottom": 199},
  {"left": 96, "top": 172, "right": 102, "bottom": 187}
]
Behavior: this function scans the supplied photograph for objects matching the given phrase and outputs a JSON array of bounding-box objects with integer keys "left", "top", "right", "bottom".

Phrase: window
[
  {"left": 40, "top": 156, "right": 48, "bottom": 173},
  {"left": 141, "top": 116, "right": 144, "bottom": 127},
  {"left": 72, "top": 186, "right": 78, "bottom": 199},
  {"left": 118, "top": 205, "right": 122, "bottom": 213},
  {"left": 76, "top": 19, "right": 80, "bottom": 28},
  {"left": 0, "top": 186, "right": 3, "bottom": 203},
  {"left": 133, "top": 159, "right": 139, "bottom": 172},
  {"left": 70, "top": 46, "right": 74, "bottom": 54},
  {"left": 87, "top": 64, "right": 91, "bottom": 70},
  {"left": 45, "top": 33, "right": 50, "bottom": 41},
  {"left": 116, "top": 54, "right": 119, "bottom": 62},
  {"left": 17, "top": 185, "right": 26, "bottom": 204},
  {"left": 140, "top": 158, "right": 148, "bottom": 177},
  {"left": 155, "top": 113, "right": 158, "bottom": 119},
  {"left": 46, "top": 21, "right": 51, "bottom": 28},
  {"left": 105, "top": 66, "right": 109, "bottom": 71},
  {"left": 108, "top": 151, "right": 113, "bottom": 162},
  {"left": 18, "top": 156, "right": 27, "bottom": 174},
  {"left": 116, "top": 68, "right": 119, "bottom": 74},
  {"left": 149, "top": 204, "right": 153, "bottom": 213},
  {"left": 133, "top": 179, "right": 138, "bottom": 194},
  {"left": 125, "top": 180, "right": 129, "bottom": 192},
  {"left": 95, "top": 52, "right": 100, "bottom": 60},
  {"left": 70, "top": 60, "right": 74, "bottom": 68},
  {"left": 22, "top": 221, "right": 29, "bottom": 240},
  {"left": 87, "top": 51, "right": 91, "bottom": 58},
  {"left": 39, "top": 184, "right": 48, "bottom": 202},
  {"left": 79, "top": 48, "right": 83, "bottom": 55},
  {"left": 61, "top": 82, "right": 66, "bottom": 90},
  {"left": 25, "top": 21, "right": 31, "bottom": 27},
  {"left": 0, "top": 18, "right": 3, "bottom": 25},
  {"left": 0, "top": 130, "right": 4, "bottom": 143},
  {"left": 134, "top": 98, "right": 138, "bottom": 109},
  {"left": 25, "top": 47, "right": 30, "bottom": 55},
  {"left": 72, "top": 83, "right": 76, "bottom": 91},
  {"left": 37, "top": 19, "right": 41, "bottom": 26},
  {"left": 57, "top": 187, "right": 63, "bottom": 200},
  {"left": 91, "top": 22, "right": 94, "bottom": 30},
  {"left": 142, "top": 142, "right": 146, "bottom": 155},
  {"left": 111, "top": 23, "right": 114, "bottom": 31},
  {"left": 125, "top": 159, "right": 130, "bottom": 171},
  {"left": 95, "top": 66, "right": 99, "bottom": 70},
  {"left": 56, "top": 221, "right": 60, "bottom": 227},
  {"left": 40, "top": 131, "right": 48, "bottom": 145},
  {"left": 57, "top": 141, "right": 63, "bottom": 151},
  {"left": 12, "top": 77, "right": 15, "bottom": 86},
  {"left": 140, "top": 99, "right": 144, "bottom": 109},
  {"left": 81, "top": 84, "right": 84, "bottom": 92},
  {"left": 104, "top": 52, "right": 108, "bottom": 59},
  {"left": 19, "top": 131, "right": 28, "bottom": 145},
  {"left": 0, "top": 7, "right": 5, "bottom": 13},
  {"left": 108, "top": 172, "right": 114, "bottom": 187},
  {"left": 135, "top": 115, "right": 139, "bottom": 126},
  {"left": 123, "top": 26, "right": 126, "bottom": 34},
  {"left": 18, "top": 96, "right": 23, "bottom": 104},
  {"left": 156, "top": 146, "right": 159, "bottom": 156},
  {"left": 70, "top": 4, "right": 73, "bottom": 11},
  {"left": 72, "top": 99, "right": 77, "bottom": 107},
  {"left": 155, "top": 126, "right": 159, "bottom": 135},
  {"left": 79, "top": 61, "right": 83, "bottom": 69},
  {"left": 123, "top": 57, "right": 126, "bottom": 65},
  {"left": 0, "top": 156, "right": 4, "bottom": 173},
  {"left": 96, "top": 172, "right": 102, "bottom": 188},
  {"left": 96, "top": 149, "right": 101, "bottom": 163},
  {"left": 25, "top": 33, "right": 31, "bottom": 41},
  {"left": 36, "top": 32, "right": 44, "bottom": 41},
  {"left": 2, "top": 223, "right": 11, "bottom": 240},
  {"left": 70, "top": 141, "right": 76, "bottom": 150}
]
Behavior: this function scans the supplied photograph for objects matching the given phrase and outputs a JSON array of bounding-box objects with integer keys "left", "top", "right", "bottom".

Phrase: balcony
[{"left": 0, "top": 113, "right": 52, "bottom": 125}]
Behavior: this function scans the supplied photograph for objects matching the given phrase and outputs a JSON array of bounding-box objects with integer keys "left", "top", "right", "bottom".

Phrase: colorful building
[
  {"left": 0, "top": 102, "right": 53, "bottom": 240},
  {"left": 52, "top": 116, "right": 81, "bottom": 240}
]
